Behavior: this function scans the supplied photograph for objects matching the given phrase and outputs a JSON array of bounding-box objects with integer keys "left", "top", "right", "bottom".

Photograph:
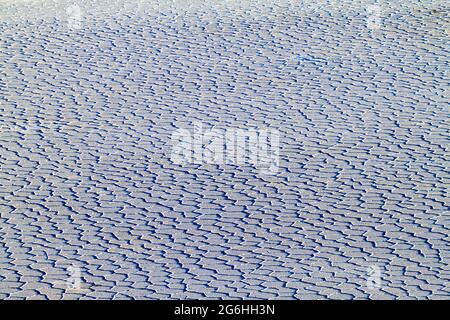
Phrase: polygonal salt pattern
[{"left": 0, "top": 0, "right": 449, "bottom": 299}]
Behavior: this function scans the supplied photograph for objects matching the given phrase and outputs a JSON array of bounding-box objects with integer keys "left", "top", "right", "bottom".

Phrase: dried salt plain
[{"left": 0, "top": 0, "right": 449, "bottom": 299}]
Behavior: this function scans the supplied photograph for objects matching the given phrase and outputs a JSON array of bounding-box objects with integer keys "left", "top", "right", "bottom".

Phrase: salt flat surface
[{"left": 0, "top": 0, "right": 449, "bottom": 299}]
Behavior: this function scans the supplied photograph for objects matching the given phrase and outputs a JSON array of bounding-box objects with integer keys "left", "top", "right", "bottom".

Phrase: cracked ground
[{"left": 0, "top": 0, "right": 449, "bottom": 299}]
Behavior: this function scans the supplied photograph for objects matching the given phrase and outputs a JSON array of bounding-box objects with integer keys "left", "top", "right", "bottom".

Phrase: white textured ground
[{"left": 0, "top": 0, "right": 449, "bottom": 299}]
